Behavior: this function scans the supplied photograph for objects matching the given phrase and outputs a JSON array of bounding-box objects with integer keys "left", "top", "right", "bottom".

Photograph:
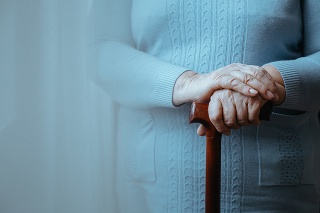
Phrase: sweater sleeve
[
  {"left": 93, "top": 0, "right": 187, "bottom": 109},
  {"left": 268, "top": 0, "right": 320, "bottom": 112}
]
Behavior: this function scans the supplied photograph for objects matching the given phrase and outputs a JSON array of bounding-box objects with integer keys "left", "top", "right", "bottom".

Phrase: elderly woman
[{"left": 95, "top": 0, "right": 320, "bottom": 212}]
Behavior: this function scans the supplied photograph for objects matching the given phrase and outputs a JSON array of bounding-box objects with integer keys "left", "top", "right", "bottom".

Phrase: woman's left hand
[{"left": 197, "top": 89, "right": 268, "bottom": 136}]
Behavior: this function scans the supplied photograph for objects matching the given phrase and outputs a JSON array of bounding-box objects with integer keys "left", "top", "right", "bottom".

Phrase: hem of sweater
[{"left": 268, "top": 60, "right": 300, "bottom": 109}]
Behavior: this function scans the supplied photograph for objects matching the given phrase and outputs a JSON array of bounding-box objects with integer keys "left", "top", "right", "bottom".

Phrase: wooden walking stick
[
  {"left": 189, "top": 101, "right": 272, "bottom": 213},
  {"left": 189, "top": 102, "right": 221, "bottom": 213}
]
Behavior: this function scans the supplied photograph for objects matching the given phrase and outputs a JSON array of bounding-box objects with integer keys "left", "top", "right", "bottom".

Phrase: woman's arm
[
  {"left": 94, "top": 0, "right": 277, "bottom": 109},
  {"left": 94, "top": 0, "right": 186, "bottom": 109},
  {"left": 267, "top": 0, "right": 320, "bottom": 112}
]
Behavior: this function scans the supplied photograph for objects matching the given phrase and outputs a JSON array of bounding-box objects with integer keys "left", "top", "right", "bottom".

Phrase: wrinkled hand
[
  {"left": 173, "top": 63, "right": 278, "bottom": 106},
  {"left": 197, "top": 89, "right": 269, "bottom": 136}
]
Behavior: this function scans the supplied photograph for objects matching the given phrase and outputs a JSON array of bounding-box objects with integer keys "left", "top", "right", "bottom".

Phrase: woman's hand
[
  {"left": 197, "top": 89, "right": 269, "bottom": 136},
  {"left": 194, "top": 64, "right": 286, "bottom": 136},
  {"left": 173, "top": 63, "right": 278, "bottom": 106}
]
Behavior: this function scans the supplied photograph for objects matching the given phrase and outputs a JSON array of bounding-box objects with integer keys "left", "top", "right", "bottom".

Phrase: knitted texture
[
  {"left": 165, "top": 1, "right": 247, "bottom": 211},
  {"left": 97, "top": 0, "right": 320, "bottom": 211},
  {"left": 221, "top": 131, "right": 244, "bottom": 212},
  {"left": 166, "top": 105, "right": 205, "bottom": 213},
  {"left": 166, "top": 0, "right": 247, "bottom": 73}
]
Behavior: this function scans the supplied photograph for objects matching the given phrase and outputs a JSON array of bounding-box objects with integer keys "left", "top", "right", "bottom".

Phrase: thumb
[{"left": 197, "top": 124, "right": 207, "bottom": 136}]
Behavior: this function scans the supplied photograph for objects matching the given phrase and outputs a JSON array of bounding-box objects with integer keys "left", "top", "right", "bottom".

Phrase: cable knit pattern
[
  {"left": 167, "top": 0, "right": 247, "bottom": 73},
  {"left": 183, "top": 0, "right": 197, "bottom": 69},
  {"left": 167, "top": 0, "right": 182, "bottom": 69},
  {"left": 215, "top": 1, "right": 228, "bottom": 69},
  {"left": 166, "top": 1, "right": 247, "bottom": 212},
  {"left": 106, "top": 0, "right": 320, "bottom": 212},
  {"left": 198, "top": 1, "right": 212, "bottom": 73},
  {"left": 166, "top": 105, "right": 206, "bottom": 213},
  {"left": 221, "top": 130, "right": 243, "bottom": 213},
  {"left": 233, "top": 0, "right": 247, "bottom": 63}
]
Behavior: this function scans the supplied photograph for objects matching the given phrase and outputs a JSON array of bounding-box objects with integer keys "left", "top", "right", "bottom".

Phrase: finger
[
  {"left": 236, "top": 99, "right": 250, "bottom": 126},
  {"left": 220, "top": 95, "right": 240, "bottom": 130},
  {"left": 215, "top": 75, "right": 259, "bottom": 97},
  {"left": 197, "top": 124, "right": 207, "bottom": 136},
  {"left": 249, "top": 65, "right": 276, "bottom": 91},
  {"left": 208, "top": 97, "right": 231, "bottom": 135},
  {"left": 247, "top": 98, "right": 261, "bottom": 125},
  {"left": 233, "top": 63, "right": 276, "bottom": 90},
  {"left": 244, "top": 65, "right": 277, "bottom": 97},
  {"left": 227, "top": 67, "right": 276, "bottom": 100}
]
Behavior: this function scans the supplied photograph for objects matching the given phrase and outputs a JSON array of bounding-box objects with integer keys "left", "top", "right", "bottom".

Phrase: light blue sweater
[{"left": 95, "top": 0, "right": 320, "bottom": 212}]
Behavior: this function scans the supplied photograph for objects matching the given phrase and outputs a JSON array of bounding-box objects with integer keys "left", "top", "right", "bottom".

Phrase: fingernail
[
  {"left": 249, "top": 88, "right": 258, "bottom": 95},
  {"left": 267, "top": 90, "right": 274, "bottom": 99}
]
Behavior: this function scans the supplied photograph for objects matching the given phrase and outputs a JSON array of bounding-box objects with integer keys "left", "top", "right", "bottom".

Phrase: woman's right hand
[{"left": 173, "top": 63, "right": 278, "bottom": 106}]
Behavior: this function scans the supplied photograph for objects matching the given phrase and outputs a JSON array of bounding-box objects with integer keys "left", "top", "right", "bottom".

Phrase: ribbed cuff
[
  {"left": 153, "top": 62, "right": 188, "bottom": 108},
  {"left": 268, "top": 60, "right": 300, "bottom": 109}
]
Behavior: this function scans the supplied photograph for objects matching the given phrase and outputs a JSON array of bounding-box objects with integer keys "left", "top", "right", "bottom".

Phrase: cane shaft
[
  {"left": 206, "top": 134, "right": 221, "bottom": 213},
  {"left": 189, "top": 102, "right": 221, "bottom": 213}
]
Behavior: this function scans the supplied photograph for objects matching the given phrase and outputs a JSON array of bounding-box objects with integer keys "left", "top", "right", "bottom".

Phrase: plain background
[{"left": 0, "top": 1, "right": 117, "bottom": 212}]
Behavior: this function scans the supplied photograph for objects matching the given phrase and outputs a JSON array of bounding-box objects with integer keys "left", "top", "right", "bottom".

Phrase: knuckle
[
  {"left": 224, "top": 120, "right": 236, "bottom": 128},
  {"left": 237, "top": 120, "right": 248, "bottom": 126},
  {"left": 229, "top": 78, "right": 240, "bottom": 87},
  {"left": 243, "top": 73, "right": 255, "bottom": 84},
  {"left": 267, "top": 81, "right": 276, "bottom": 91},
  {"left": 254, "top": 70, "right": 265, "bottom": 79},
  {"left": 215, "top": 74, "right": 225, "bottom": 83},
  {"left": 246, "top": 97, "right": 256, "bottom": 105},
  {"left": 210, "top": 94, "right": 222, "bottom": 103}
]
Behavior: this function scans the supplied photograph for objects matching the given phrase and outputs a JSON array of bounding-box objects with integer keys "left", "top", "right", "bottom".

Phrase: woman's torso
[{"left": 116, "top": 1, "right": 320, "bottom": 212}]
